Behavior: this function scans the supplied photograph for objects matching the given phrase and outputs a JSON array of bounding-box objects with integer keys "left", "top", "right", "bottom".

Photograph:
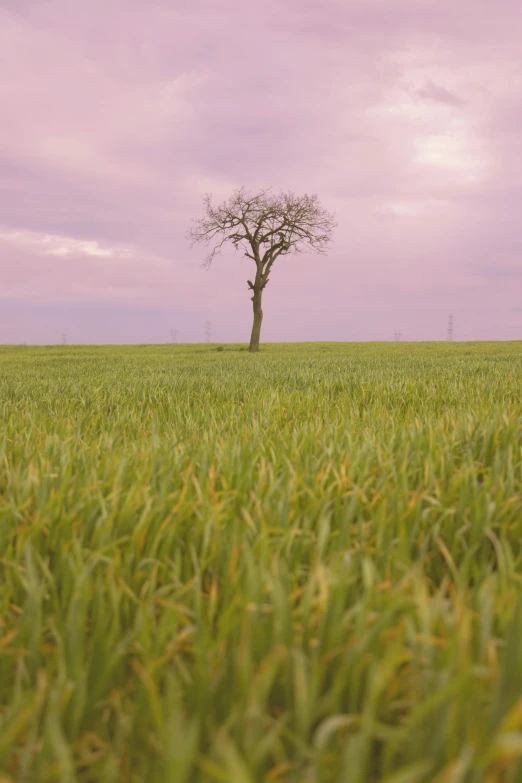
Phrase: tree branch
[{"left": 187, "top": 188, "right": 337, "bottom": 273}]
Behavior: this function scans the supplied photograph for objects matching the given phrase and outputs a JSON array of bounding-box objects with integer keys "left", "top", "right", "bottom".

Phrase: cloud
[
  {"left": 1, "top": 0, "right": 522, "bottom": 341},
  {"left": 0, "top": 229, "right": 124, "bottom": 258},
  {"left": 1, "top": 227, "right": 168, "bottom": 303},
  {"left": 473, "top": 262, "right": 522, "bottom": 280},
  {"left": 416, "top": 81, "right": 466, "bottom": 107}
]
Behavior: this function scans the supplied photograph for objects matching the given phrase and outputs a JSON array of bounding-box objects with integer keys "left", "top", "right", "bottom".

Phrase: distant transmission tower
[
  {"left": 170, "top": 329, "right": 178, "bottom": 343},
  {"left": 62, "top": 333, "right": 68, "bottom": 345},
  {"left": 447, "top": 314, "right": 454, "bottom": 342},
  {"left": 205, "top": 320, "right": 212, "bottom": 343},
  {"left": 394, "top": 330, "right": 402, "bottom": 342}
]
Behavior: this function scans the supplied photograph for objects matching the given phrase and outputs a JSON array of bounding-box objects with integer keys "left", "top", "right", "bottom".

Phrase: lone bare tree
[{"left": 188, "top": 188, "right": 336, "bottom": 352}]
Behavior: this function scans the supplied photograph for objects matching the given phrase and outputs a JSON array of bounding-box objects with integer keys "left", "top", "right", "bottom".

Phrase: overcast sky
[{"left": 1, "top": 0, "right": 522, "bottom": 343}]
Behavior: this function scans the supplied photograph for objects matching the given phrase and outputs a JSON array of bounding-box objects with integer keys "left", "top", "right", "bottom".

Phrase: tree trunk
[{"left": 249, "top": 288, "right": 263, "bottom": 352}]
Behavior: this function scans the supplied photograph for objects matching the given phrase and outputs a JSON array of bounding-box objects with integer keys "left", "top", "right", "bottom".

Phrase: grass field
[{"left": 1, "top": 341, "right": 522, "bottom": 782}]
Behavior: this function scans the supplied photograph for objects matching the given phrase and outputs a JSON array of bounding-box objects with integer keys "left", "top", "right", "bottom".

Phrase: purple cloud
[
  {"left": 1, "top": 0, "right": 522, "bottom": 343},
  {"left": 416, "top": 82, "right": 467, "bottom": 107}
]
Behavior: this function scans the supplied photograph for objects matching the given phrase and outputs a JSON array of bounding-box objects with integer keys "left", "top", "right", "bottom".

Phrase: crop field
[{"left": 1, "top": 341, "right": 522, "bottom": 782}]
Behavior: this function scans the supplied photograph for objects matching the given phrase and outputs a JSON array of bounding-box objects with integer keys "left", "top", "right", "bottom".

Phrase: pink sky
[{"left": 1, "top": 0, "right": 522, "bottom": 343}]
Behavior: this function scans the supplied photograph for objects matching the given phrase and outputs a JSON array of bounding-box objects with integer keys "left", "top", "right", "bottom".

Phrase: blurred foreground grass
[{"left": 1, "top": 341, "right": 522, "bottom": 782}]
